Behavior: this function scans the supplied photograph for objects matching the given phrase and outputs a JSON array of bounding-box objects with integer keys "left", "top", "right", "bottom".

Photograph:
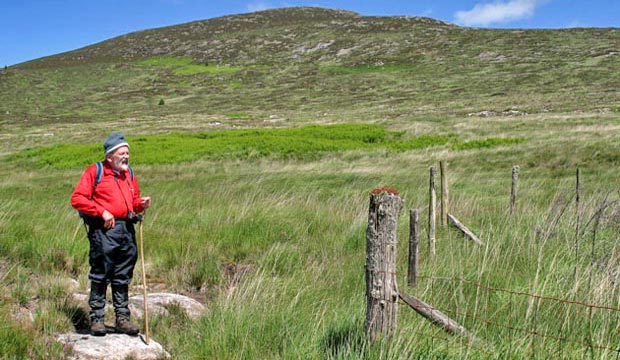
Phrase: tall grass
[{"left": 1, "top": 114, "right": 620, "bottom": 358}]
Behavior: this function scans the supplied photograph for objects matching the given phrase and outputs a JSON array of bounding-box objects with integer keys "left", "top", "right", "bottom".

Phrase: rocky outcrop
[
  {"left": 57, "top": 333, "right": 169, "bottom": 360},
  {"left": 129, "top": 292, "right": 206, "bottom": 320},
  {"left": 55, "top": 291, "right": 205, "bottom": 359}
]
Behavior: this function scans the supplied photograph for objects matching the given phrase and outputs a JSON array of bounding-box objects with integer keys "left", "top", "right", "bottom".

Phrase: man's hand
[
  {"left": 102, "top": 210, "right": 115, "bottom": 229},
  {"left": 140, "top": 196, "right": 151, "bottom": 210}
]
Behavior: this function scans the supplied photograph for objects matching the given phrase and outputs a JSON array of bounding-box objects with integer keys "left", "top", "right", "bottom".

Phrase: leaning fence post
[
  {"left": 510, "top": 166, "right": 519, "bottom": 215},
  {"left": 440, "top": 161, "right": 449, "bottom": 227},
  {"left": 365, "top": 187, "right": 404, "bottom": 342},
  {"left": 408, "top": 209, "right": 420, "bottom": 287},
  {"left": 429, "top": 167, "right": 437, "bottom": 257}
]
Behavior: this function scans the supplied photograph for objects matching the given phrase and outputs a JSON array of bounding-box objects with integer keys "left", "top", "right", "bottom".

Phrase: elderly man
[{"left": 71, "top": 132, "right": 151, "bottom": 336}]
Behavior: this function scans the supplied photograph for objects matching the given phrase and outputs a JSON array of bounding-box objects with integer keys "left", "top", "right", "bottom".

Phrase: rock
[
  {"left": 59, "top": 277, "right": 81, "bottom": 291},
  {"left": 468, "top": 110, "right": 497, "bottom": 117},
  {"left": 129, "top": 293, "right": 205, "bottom": 320},
  {"left": 10, "top": 304, "right": 35, "bottom": 325},
  {"left": 57, "top": 333, "right": 169, "bottom": 360},
  {"left": 72, "top": 293, "right": 89, "bottom": 304}
]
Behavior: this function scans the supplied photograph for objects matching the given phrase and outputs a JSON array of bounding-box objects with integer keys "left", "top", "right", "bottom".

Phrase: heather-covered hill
[{"left": 1, "top": 7, "right": 618, "bottom": 137}]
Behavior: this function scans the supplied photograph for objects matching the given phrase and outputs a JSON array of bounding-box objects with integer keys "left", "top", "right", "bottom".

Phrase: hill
[{"left": 1, "top": 7, "right": 618, "bottom": 142}]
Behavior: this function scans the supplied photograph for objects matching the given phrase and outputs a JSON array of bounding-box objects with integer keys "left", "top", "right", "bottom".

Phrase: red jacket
[{"left": 71, "top": 162, "right": 144, "bottom": 219}]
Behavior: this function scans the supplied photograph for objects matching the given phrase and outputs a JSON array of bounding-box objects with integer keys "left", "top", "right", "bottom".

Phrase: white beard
[{"left": 111, "top": 158, "right": 129, "bottom": 172}]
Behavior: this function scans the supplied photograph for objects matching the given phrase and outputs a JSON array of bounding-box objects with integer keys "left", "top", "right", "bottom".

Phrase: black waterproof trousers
[{"left": 87, "top": 219, "right": 138, "bottom": 320}]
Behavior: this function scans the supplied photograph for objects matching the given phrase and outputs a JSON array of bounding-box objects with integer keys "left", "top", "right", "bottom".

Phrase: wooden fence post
[
  {"left": 574, "top": 168, "right": 581, "bottom": 280},
  {"left": 408, "top": 209, "right": 419, "bottom": 287},
  {"left": 448, "top": 214, "right": 484, "bottom": 246},
  {"left": 440, "top": 161, "right": 449, "bottom": 227},
  {"left": 365, "top": 188, "right": 404, "bottom": 342},
  {"left": 429, "top": 167, "right": 437, "bottom": 257},
  {"left": 510, "top": 166, "right": 519, "bottom": 215}
]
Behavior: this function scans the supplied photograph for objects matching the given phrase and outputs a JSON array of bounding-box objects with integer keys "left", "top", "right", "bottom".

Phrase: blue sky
[{"left": 2, "top": 0, "right": 618, "bottom": 67}]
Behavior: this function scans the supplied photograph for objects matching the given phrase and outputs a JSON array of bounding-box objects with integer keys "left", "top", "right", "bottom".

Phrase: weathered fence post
[
  {"left": 511, "top": 166, "right": 519, "bottom": 215},
  {"left": 448, "top": 214, "right": 484, "bottom": 246},
  {"left": 365, "top": 187, "right": 404, "bottom": 342},
  {"left": 408, "top": 209, "right": 419, "bottom": 287},
  {"left": 429, "top": 167, "right": 437, "bottom": 257},
  {"left": 574, "top": 168, "right": 581, "bottom": 279},
  {"left": 440, "top": 161, "right": 449, "bottom": 227}
]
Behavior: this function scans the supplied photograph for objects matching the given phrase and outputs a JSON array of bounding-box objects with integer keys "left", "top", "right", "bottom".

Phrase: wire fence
[
  {"left": 404, "top": 274, "right": 620, "bottom": 358},
  {"left": 391, "top": 165, "right": 620, "bottom": 358}
]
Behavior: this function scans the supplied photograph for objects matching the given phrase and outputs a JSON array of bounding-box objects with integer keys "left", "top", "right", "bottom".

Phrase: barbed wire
[
  {"left": 438, "top": 306, "right": 620, "bottom": 355},
  {"left": 418, "top": 275, "right": 620, "bottom": 312},
  {"left": 402, "top": 274, "right": 620, "bottom": 356}
]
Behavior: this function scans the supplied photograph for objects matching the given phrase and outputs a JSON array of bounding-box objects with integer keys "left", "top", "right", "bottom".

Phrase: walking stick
[{"left": 139, "top": 212, "right": 150, "bottom": 345}]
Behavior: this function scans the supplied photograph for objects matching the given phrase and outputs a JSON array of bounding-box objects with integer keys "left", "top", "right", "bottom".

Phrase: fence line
[
  {"left": 405, "top": 320, "right": 620, "bottom": 358},
  {"left": 418, "top": 275, "right": 620, "bottom": 313},
  {"left": 408, "top": 274, "right": 620, "bottom": 356},
  {"left": 367, "top": 165, "right": 620, "bottom": 357}
]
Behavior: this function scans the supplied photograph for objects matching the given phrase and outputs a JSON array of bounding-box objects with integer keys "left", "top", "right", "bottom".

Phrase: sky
[{"left": 2, "top": 0, "right": 618, "bottom": 67}]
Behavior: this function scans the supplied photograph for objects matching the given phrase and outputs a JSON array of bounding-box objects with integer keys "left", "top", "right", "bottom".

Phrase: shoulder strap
[
  {"left": 90, "top": 162, "right": 104, "bottom": 199},
  {"left": 80, "top": 161, "right": 105, "bottom": 222},
  {"left": 128, "top": 165, "right": 134, "bottom": 180}
]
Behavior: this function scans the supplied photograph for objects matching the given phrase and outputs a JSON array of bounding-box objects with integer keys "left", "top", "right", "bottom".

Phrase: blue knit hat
[{"left": 103, "top": 132, "right": 129, "bottom": 155}]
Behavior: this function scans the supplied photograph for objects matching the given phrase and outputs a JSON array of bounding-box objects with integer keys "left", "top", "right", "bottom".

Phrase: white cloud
[
  {"left": 247, "top": 2, "right": 274, "bottom": 12},
  {"left": 454, "top": 0, "right": 546, "bottom": 27}
]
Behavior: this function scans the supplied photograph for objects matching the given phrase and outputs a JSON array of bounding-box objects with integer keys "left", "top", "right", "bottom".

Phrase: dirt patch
[{"left": 222, "top": 261, "right": 253, "bottom": 297}]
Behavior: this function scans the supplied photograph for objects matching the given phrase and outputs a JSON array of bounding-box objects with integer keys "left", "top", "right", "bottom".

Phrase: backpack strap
[
  {"left": 128, "top": 165, "right": 134, "bottom": 181},
  {"left": 91, "top": 161, "right": 104, "bottom": 199},
  {"left": 79, "top": 162, "right": 106, "bottom": 226}
]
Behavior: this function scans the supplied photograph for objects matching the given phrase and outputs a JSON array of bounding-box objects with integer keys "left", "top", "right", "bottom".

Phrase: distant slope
[
  {"left": 1, "top": 7, "right": 618, "bottom": 126},
  {"left": 17, "top": 7, "right": 454, "bottom": 68}
]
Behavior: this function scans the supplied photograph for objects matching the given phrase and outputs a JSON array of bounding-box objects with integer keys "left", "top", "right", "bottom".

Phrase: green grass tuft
[
  {"left": 15, "top": 124, "right": 463, "bottom": 169},
  {"left": 138, "top": 56, "right": 242, "bottom": 76}
]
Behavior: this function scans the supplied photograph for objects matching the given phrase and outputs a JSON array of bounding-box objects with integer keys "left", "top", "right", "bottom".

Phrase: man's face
[{"left": 107, "top": 146, "right": 130, "bottom": 172}]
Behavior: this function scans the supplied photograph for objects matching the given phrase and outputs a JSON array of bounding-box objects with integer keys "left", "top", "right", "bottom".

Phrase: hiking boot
[
  {"left": 90, "top": 318, "right": 106, "bottom": 336},
  {"left": 116, "top": 317, "right": 139, "bottom": 335}
]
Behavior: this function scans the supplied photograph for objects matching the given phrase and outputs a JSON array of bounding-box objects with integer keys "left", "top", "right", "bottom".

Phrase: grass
[
  {"left": 321, "top": 64, "right": 414, "bottom": 75},
  {"left": 2, "top": 112, "right": 620, "bottom": 358},
  {"left": 452, "top": 137, "right": 525, "bottom": 150},
  {"left": 15, "top": 124, "right": 464, "bottom": 169},
  {"left": 139, "top": 56, "right": 243, "bottom": 75}
]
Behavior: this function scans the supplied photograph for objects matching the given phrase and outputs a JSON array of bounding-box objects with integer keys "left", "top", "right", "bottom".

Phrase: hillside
[{"left": 1, "top": 7, "right": 618, "bottom": 146}]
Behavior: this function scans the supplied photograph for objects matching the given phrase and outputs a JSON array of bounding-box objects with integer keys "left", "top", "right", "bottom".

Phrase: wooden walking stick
[{"left": 138, "top": 212, "right": 150, "bottom": 344}]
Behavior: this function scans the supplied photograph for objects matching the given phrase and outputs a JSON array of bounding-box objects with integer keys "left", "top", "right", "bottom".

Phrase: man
[{"left": 71, "top": 132, "right": 151, "bottom": 336}]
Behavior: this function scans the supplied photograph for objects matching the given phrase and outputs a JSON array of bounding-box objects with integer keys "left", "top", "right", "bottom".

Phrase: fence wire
[{"left": 400, "top": 275, "right": 620, "bottom": 358}]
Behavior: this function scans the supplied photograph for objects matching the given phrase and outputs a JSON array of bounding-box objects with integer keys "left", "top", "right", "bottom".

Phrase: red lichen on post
[{"left": 370, "top": 186, "right": 399, "bottom": 196}]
